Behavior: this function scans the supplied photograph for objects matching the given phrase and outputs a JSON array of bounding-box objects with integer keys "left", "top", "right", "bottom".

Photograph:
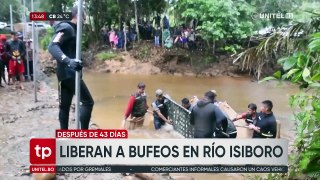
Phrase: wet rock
[
  {"left": 89, "top": 122, "right": 99, "bottom": 129},
  {"left": 122, "top": 175, "right": 142, "bottom": 180},
  {"left": 173, "top": 72, "right": 183, "bottom": 76},
  {"left": 170, "top": 175, "right": 194, "bottom": 180},
  {"left": 135, "top": 173, "right": 162, "bottom": 180},
  {"left": 33, "top": 173, "right": 56, "bottom": 180},
  {"left": 183, "top": 72, "right": 196, "bottom": 77},
  {"left": 4, "top": 119, "right": 16, "bottom": 124}
]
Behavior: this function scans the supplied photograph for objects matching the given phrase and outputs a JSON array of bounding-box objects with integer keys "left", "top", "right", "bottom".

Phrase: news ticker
[
  {"left": 30, "top": 130, "right": 288, "bottom": 173},
  {"left": 30, "top": 12, "right": 72, "bottom": 21},
  {"left": 30, "top": 165, "right": 288, "bottom": 173}
]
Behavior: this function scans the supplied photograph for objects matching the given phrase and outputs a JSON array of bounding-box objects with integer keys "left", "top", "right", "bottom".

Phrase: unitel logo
[{"left": 30, "top": 139, "right": 56, "bottom": 164}]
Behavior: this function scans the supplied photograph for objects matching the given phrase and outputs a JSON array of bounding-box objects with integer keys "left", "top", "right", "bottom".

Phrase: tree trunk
[
  {"left": 134, "top": 0, "right": 140, "bottom": 42},
  {"left": 117, "top": 0, "right": 121, "bottom": 29},
  {"left": 123, "top": 22, "right": 127, "bottom": 52},
  {"left": 86, "top": 0, "right": 94, "bottom": 44},
  {"left": 212, "top": 39, "right": 215, "bottom": 55}
]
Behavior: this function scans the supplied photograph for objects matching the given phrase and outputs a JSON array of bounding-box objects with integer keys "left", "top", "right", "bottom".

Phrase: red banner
[
  {"left": 30, "top": 12, "right": 47, "bottom": 21},
  {"left": 56, "top": 129, "right": 128, "bottom": 138}
]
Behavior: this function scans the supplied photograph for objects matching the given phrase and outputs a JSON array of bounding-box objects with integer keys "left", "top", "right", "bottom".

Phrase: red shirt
[{"left": 124, "top": 96, "right": 135, "bottom": 119}]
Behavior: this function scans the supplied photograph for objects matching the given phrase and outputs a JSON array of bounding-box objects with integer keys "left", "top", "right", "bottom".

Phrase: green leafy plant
[
  {"left": 40, "top": 28, "right": 54, "bottom": 50},
  {"left": 137, "top": 45, "right": 151, "bottom": 60},
  {"left": 260, "top": 32, "right": 320, "bottom": 178},
  {"left": 175, "top": 0, "right": 255, "bottom": 54},
  {"left": 96, "top": 52, "right": 117, "bottom": 61}
]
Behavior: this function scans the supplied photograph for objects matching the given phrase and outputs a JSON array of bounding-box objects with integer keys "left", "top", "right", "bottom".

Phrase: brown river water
[{"left": 50, "top": 72, "right": 298, "bottom": 179}]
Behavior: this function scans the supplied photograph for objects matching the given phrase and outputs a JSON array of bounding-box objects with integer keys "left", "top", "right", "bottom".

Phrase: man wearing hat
[
  {"left": 151, "top": 89, "right": 172, "bottom": 130},
  {"left": 124, "top": 82, "right": 149, "bottom": 125},
  {"left": 5, "top": 31, "right": 27, "bottom": 89},
  {"left": 48, "top": 6, "right": 94, "bottom": 129}
]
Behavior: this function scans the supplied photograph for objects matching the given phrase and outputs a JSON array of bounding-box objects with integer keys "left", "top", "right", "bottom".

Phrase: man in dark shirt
[
  {"left": 181, "top": 98, "right": 193, "bottom": 111},
  {"left": 48, "top": 6, "right": 94, "bottom": 130},
  {"left": 249, "top": 100, "right": 277, "bottom": 138},
  {"left": 151, "top": 89, "right": 172, "bottom": 130},
  {"left": 124, "top": 82, "right": 148, "bottom": 120},
  {"left": 190, "top": 91, "right": 226, "bottom": 138},
  {"left": 6, "top": 32, "right": 27, "bottom": 89}
]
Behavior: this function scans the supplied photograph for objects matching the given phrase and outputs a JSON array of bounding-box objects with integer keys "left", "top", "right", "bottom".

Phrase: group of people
[
  {"left": 100, "top": 15, "right": 198, "bottom": 50},
  {"left": 0, "top": 32, "right": 32, "bottom": 90},
  {"left": 124, "top": 83, "right": 172, "bottom": 130},
  {"left": 47, "top": 6, "right": 277, "bottom": 138},
  {"left": 123, "top": 83, "right": 277, "bottom": 139},
  {"left": 233, "top": 101, "right": 277, "bottom": 138},
  {"left": 101, "top": 26, "right": 137, "bottom": 50}
]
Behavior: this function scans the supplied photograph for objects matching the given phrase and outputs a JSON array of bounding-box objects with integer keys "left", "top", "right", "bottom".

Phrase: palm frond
[{"left": 234, "top": 17, "right": 320, "bottom": 79}]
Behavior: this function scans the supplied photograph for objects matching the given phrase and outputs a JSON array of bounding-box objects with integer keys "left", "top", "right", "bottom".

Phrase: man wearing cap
[
  {"left": 5, "top": 31, "right": 27, "bottom": 89},
  {"left": 124, "top": 82, "right": 149, "bottom": 123},
  {"left": 190, "top": 91, "right": 227, "bottom": 138},
  {"left": 151, "top": 89, "right": 172, "bottom": 130},
  {"left": 48, "top": 6, "right": 94, "bottom": 129}
]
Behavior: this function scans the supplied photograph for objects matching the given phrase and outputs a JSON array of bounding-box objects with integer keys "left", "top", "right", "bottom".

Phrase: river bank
[
  {"left": 40, "top": 43, "right": 248, "bottom": 78},
  {"left": 0, "top": 81, "right": 124, "bottom": 180}
]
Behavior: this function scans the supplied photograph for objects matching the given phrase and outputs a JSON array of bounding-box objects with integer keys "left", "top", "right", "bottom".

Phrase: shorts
[
  {"left": 9, "top": 59, "right": 25, "bottom": 76},
  {"left": 153, "top": 116, "right": 165, "bottom": 130}
]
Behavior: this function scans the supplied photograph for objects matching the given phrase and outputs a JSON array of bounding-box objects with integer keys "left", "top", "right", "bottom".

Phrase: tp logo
[{"left": 30, "top": 138, "right": 56, "bottom": 164}]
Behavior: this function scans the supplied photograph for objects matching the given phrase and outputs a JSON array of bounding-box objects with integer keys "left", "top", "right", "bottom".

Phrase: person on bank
[
  {"left": 190, "top": 91, "right": 227, "bottom": 138},
  {"left": 152, "top": 89, "right": 172, "bottom": 130},
  {"left": 233, "top": 103, "right": 258, "bottom": 124},
  {"left": 5, "top": 31, "right": 27, "bottom": 90},
  {"left": 0, "top": 34, "right": 8, "bottom": 87},
  {"left": 124, "top": 82, "right": 149, "bottom": 122},
  {"left": 248, "top": 100, "right": 277, "bottom": 138},
  {"left": 48, "top": 6, "right": 94, "bottom": 130}
]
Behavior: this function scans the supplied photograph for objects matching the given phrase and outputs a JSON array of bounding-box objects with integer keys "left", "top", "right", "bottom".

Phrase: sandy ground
[
  {"left": 0, "top": 81, "right": 125, "bottom": 180},
  {"left": 0, "top": 81, "right": 202, "bottom": 180}
]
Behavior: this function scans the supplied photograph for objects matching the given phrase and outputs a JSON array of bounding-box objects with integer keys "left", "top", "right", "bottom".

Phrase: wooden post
[
  {"left": 276, "top": 120, "right": 281, "bottom": 138},
  {"left": 134, "top": 0, "right": 139, "bottom": 42},
  {"left": 123, "top": 22, "right": 127, "bottom": 51}
]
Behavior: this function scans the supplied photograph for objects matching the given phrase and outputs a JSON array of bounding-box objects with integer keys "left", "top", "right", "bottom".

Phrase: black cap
[
  {"left": 10, "top": 31, "right": 17, "bottom": 35},
  {"left": 137, "top": 82, "right": 146, "bottom": 88}
]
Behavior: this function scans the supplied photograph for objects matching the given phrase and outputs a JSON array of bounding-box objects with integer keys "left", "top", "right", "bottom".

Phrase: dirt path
[
  {"left": 0, "top": 81, "right": 198, "bottom": 180},
  {"left": 0, "top": 81, "right": 124, "bottom": 180}
]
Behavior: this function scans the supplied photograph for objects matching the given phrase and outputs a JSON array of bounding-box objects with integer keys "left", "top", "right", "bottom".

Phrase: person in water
[
  {"left": 181, "top": 98, "right": 193, "bottom": 111},
  {"left": 190, "top": 91, "right": 226, "bottom": 138},
  {"left": 151, "top": 89, "right": 172, "bottom": 130},
  {"left": 249, "top": 100, "right": 277, "bottom": 138},
  {"left": 124, "top": 82, "right": 149, "bottom": 127},
  {"left": 233, "top": 103, "right": 258, "bottom": 124}
]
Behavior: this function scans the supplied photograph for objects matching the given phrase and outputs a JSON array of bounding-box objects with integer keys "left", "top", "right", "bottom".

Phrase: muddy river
[{"left": 49, "top": 72, "right": 298, "bottom": 179}]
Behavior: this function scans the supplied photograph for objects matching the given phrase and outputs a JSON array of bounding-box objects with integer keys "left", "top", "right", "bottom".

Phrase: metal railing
[{"left": 165, "top": 96, "right": 194, "bottom": 138}]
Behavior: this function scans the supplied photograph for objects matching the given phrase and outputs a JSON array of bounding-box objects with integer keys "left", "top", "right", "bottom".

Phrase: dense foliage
[
  {"left": 0, "top": 0, "right": 22, "bottom": 23},
  {"left": 260, "top": 32, "right": 320, "bottom": 179},
  {"left": 174, "top": 0, "right": 255, "bottom": 52}
]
